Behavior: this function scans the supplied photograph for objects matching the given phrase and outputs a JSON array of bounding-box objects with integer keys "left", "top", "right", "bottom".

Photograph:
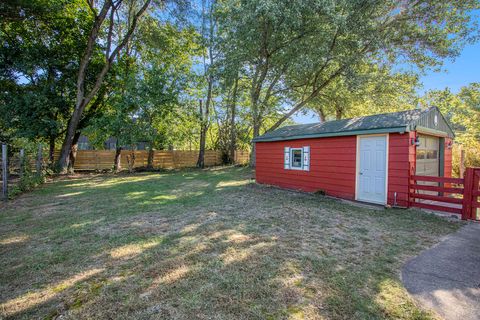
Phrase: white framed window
[
  {"left": 284, "top": 146, "right": 310, "bottom": 171},
  {"left": 290, "top": 148, "right": 303, "bottom": 169}
]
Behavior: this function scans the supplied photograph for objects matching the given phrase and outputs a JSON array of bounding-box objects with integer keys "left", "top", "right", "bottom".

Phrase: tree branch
[{"left": 83, "top": 0, "right": 152, "bottom": 106}]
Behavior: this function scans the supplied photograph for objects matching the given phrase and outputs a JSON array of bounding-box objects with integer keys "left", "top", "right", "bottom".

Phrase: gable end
[{"left": 410, "top": 107, "right": 455, "bottom": 138}]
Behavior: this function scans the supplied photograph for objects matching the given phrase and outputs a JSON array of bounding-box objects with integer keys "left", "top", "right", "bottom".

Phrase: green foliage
[
  {"left": 1, "top": 0, "right": 479, "bottom": 170},
  {"left": 216, "top": 0, "right": 479, "bottom": 133},
  {"left": 421, "top": 83, "right": 480, "bottom": 175},
  {"left": 85, "top": 20, "right": 200, "bottom": 150},
  {"left": 9, "top": 153, "right": 45, "bottom": 199},
  {"left": 308, "top": 63, "right": 420, "bottom": 120},
  {"left": 0, "top": 0, "right": 99, "bottom": 144}
]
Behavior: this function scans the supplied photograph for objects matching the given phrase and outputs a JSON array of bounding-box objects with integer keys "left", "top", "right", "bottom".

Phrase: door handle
[{"left": 359, "top": 172, "right": 363, "bottom": 175}]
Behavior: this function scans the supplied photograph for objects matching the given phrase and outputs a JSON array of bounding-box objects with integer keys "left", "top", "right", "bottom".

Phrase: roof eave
[
  {"left": 253, "top": 126, "right": 409, "bottom": 143},
  {"left": 412, "top": 125, "right": 455, "bottom": 138}
]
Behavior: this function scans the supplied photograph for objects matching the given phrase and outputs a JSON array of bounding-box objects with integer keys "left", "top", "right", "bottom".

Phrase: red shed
[{"left": 253, "top": 107, "right": 454, "bottom": 207}]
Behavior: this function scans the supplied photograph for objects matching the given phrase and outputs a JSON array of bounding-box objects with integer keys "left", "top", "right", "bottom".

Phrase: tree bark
[
  {"left": 48, "top": 135, "right": 56, "bottom": 165},
  {"left": 57, "top": 1, "right": 112, "bottom": 173},
  {"left": 317, "top": 107, "right": 326, "bottom": 122},
  {"left": 250, "top": 123, "right": 260, "bottom": 168},
  {"left": 114, "top": 146, "right": 122, "bottom": 173},
  {"left": 67, "top": 131, "right": 81, "bottom": 173},
  {"left": 127, "top": 146, "right": 136, "bottom": 173},
  {"left": 229, "top": 76, "right": 238, "bottom": 164},
  {"left": 197, "top": 1, "right": 215, "bottom": 169},
  {"left": 197, "top": 99, "right": 206, "bottom": 168},
  {"left": 147, "top": 146, "right": 154, "bottom": 169},
  {"left": 335, "top": 108, "right": 343, "bottom": 120}
]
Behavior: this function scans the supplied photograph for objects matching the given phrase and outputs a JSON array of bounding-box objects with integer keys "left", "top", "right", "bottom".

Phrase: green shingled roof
[{"left": 253, "top": 107, "right": 454, "bottom": 142}]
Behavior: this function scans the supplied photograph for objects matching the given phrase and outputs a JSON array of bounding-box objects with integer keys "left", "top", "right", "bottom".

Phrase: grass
[{"left": 0, "top": 166, "right": 460, "bottom": 319}]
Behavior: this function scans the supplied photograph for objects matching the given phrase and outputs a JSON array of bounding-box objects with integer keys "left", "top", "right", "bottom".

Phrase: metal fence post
[{"left": 2, "top": 144, "right": 8, "bottom": 201}]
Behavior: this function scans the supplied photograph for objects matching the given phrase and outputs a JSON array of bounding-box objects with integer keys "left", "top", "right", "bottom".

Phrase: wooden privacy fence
[
  {"left": 53, "top": 149, "right": 250, "bottom": 171},
  {"left": 409, "top": 167, "right": 480, "bottom": 220}
]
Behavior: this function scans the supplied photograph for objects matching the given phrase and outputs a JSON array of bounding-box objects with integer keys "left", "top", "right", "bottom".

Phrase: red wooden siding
[
  {"left": 444, "top": 138, "right": 453, "bottom": 178},
  {"left": 387, "top": 132, "right": 413, "bottom": 207},
  {"left": 255, "top": 131, "right": 452, "bottom": 208},
  {"left": 255, "top": 136, "right": 356, "bottom": 199}
]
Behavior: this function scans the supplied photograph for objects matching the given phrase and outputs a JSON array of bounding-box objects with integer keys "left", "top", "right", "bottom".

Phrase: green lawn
[{"left": 0, "top": 166, "right": 459, "bottom": 319}]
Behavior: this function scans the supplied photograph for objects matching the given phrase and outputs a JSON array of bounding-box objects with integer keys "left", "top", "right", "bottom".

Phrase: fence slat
[
  {"left": 411, "top": 175, "right": 464, "bottom": 184},
  {"left": 410, "top": 184, "right": 464, "bottom": 194},
  {"left": 409, "top": 193, "right": 463, "bottom": 204},
  {"left": 51, "top": 150, "right": 249, "bottom": 170}
]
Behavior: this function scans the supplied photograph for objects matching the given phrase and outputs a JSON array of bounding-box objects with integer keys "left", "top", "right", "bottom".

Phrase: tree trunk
[
  {"left": 335, "top": 106, "right": 343, "bottom": 120},
  {"left": 56, "top": 0, "right": 151, "bottom": 173},
  {"left": 318, "top": 108, "right": 326, "bottom": 123},
  {"left": 147, "top": 146, "right": 154, "bottom": 169},
  {"left": 229, "top": 76, "right": 238, "bottom": 164},
  {"left": 197, "top": 99, "right": 206, "bottom": 168},
  {"left": 114, "top": 146, "right": 122, "bottom": 173},
  {"left": 250, "top": 123, "right": 260, "bottom": 168},
  {"left": 67, "top": 131, "right": 81, "bottom": 174},
  {"left": 49, "top": 135, "right": 56, "bottom": 166},
  {"left": 127, "top": 146, "right": 135, "bottom": 173}
]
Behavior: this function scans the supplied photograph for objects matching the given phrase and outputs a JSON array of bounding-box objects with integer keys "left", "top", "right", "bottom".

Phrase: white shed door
[
  {"left": 358, "top": 135, "right": 387, "bottom": 204},
  {"left": 415, "top": 135, "right": 440, "bottom": 196},
  {"left": 415, "top": 135, "right": 439, "bottom": 176}
]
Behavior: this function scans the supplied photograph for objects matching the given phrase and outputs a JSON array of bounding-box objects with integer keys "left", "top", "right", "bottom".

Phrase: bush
[
  {"left": 9, "top": 154, "right": 45, "bottom": 198},
  {"left": 452, "top": 143, "right": 480, "bottom": 177}
]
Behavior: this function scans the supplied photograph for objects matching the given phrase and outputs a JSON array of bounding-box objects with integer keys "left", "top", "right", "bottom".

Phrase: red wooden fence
[{"left": 409, "top": 168, "right": 480, "bottom": 220}]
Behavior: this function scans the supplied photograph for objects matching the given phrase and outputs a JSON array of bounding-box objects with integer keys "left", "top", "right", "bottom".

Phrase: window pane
[
  {"left": 419, "top": 137, "right": 426, "bottom": 148},
  {"left": 291, "top": 149, "right": 302, "bottom": 168},
  {"left": 416, "top": 149, "right": 426, "bottom": 160},
  {"left": 426, "top": 150, "right": 438, "bottom": 159}
]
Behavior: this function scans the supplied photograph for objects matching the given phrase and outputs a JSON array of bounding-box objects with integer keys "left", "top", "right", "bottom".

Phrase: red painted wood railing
[
  {"left": 409, "top": 168, "right": 480, "bottom": 221},
  {"left": 463, "top": 168, "right": 480, "bottom": 220}
]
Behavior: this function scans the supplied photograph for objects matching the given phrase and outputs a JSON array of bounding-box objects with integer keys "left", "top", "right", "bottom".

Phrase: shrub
[{"left": 9, "top": 154, "right": 45, "bottom": 198}]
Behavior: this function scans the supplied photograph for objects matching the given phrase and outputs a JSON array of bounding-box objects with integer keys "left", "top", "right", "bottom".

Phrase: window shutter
[
  {"left": 284, "top": 147, "right": 290, "bottom": 169},
  {"left": 303, "top": 146, "right": 310, "bottom": 171}
]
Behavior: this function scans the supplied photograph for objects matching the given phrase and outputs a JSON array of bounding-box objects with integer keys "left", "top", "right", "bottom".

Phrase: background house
[{"left": 77, "top": 136, "right": 148, "bottom": 151}]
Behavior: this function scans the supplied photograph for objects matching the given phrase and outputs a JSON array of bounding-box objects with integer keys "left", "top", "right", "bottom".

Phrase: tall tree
[
  {"left": 197, "top": 0, "right": 217, "bottom": 168},
  {"left": 56, "top": 0, "right": 152, "bottom": 173},
  {"left": 308, "top": 63, "right": 419, "bottom": 121},
  {"left": 86, "top": 19, "right": 199, "bottom": 170},
  {"left": 0, "top": 0, "right": 93, "bottom": 158},
  {"left": 421, "top": 83, "right": 480, "bottom": 171},
  {"left": 217, "top": 0, "right": 479, "bottom": 164}
]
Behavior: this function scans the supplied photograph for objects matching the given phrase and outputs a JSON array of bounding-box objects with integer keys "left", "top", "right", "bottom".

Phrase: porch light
[
  {"left": 411, "top": 136, "right": 420, "bottom": 146},
  {"left": 446, "top": 140, "right": 453, "bottom": 149}
]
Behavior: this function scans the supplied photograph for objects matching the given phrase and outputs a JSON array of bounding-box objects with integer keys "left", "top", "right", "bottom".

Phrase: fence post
[
  {"left": 36, "top": 144, "right": 43, "bottom": 176},
  {"left": 462, "top": 168, "right": 474, "bottom": 220},
  {"left": 2, "top": 144, "right": 8, "bottom": 201}
]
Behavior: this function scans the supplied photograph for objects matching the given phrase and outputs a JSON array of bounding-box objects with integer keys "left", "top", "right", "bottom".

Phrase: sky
[{"left": 292, "top": 40, "right": 480, "bottom": 124}]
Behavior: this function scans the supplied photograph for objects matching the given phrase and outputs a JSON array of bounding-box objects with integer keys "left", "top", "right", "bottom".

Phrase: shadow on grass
[{"left": 0, "top": 166, "right": 460, "bottom": 319}]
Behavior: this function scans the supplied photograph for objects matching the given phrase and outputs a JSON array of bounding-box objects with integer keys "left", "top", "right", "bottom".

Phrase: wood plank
[
  {"left": 410, "top": 184, "right": 464, "bottom": 194},
  {"left": 411, "top": 175, "right": 464, "bottom": 184},
  {"left": 409, "top": 193, "right": 463, "bottom": 204}
]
